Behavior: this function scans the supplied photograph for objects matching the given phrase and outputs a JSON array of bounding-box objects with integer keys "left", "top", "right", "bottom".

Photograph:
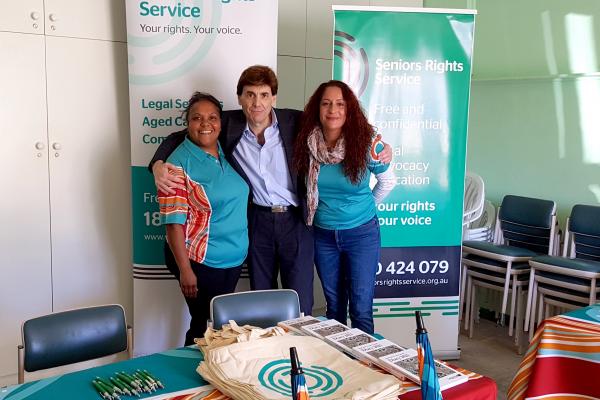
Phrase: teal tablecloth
[{"left": 0, "top": 346, "right": 207, "bottom": 400}]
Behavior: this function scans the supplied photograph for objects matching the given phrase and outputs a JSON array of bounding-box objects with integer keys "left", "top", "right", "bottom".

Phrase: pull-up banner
[
  {"left": 333, "top": 6, "right": 475, "bottom": 357},
  {"left": 125, "top": 0, "right": 277, "bottom": 356}
]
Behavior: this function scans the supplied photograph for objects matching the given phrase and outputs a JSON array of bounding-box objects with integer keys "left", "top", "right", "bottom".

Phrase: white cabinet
[
  {"left": 45, "top": 36, "right": 131, "bottom": 311},
  {"left": 0, "top": 31, "right": 53, "bottom": 381},
  {"left": 43, "top": 0, "right": 126, "bottom": 41},
  {"left": 0, "top": 0, "right": 125, "bottom": 41},
  {"left": 0, "top": 1, "right": 45, "bottom": 34},
  {"left": 0, "top": 2, "right": 131, "bottom": 383}
]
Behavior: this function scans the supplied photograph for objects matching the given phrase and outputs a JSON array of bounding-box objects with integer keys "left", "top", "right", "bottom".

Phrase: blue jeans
[{"left": 314, "top": 216, "right": 380, "bottom": 334}]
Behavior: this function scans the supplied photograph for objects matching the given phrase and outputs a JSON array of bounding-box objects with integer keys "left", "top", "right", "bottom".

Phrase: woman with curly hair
[{"left": 293, "top": 80, "right": 395, "bottom": 334}]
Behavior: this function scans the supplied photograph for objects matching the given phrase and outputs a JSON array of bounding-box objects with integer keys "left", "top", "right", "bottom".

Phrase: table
[
  {"left": 1, "top": 345, "right": 496, "bottom": 400},
  {"left": 508, "top": 304, "right": 600, "bottom": 400},
  {"left": 0, "top": 347, "right": 207, "bottom": 400}
]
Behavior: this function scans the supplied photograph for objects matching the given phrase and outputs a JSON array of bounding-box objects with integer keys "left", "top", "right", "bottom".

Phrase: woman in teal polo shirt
[
  {"left": 293, "top": 80, "right": 395, "bottom": 334},
  {"left": 158, "top": 92, "right": 249, "bottom": 345}
]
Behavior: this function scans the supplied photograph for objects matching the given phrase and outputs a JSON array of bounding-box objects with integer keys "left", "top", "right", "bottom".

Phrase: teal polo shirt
[
  {"left": 314, "top": 160, "right": 390, "bottom": 230},
  {"left": 159, "top": 138, "right": 249, "bottom": 268}
]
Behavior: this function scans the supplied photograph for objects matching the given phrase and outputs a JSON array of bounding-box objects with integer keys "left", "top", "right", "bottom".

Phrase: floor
[{"left": 453, "top": 318, "right": 525, "bottom": 400}]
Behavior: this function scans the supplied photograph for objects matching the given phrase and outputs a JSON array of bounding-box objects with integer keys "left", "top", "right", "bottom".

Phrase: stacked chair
[
  {"left": 461, "top": 195, "right": 558, "bottom": 347},
  {"left": 462, "top": 172, "right": 486, "bottom": 239},
  {"left": 526, "top": 204, "right": 600, "bottom": 339},
  {"left": 464, "top": 200, "right": 496, "bottom": 242}
]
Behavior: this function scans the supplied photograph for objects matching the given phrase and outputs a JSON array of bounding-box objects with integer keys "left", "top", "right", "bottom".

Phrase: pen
[
  {"left": 96, "top": 376, "right": 123, "bottom": 395},
  {"left": 117, "top": 372, "right": 139, "bottom": 388},
  {"left": 143, "top": 369, "right": 165, "bottom": 389},
  {"left": 137, "top": 369, "right": 157, "bottom": 387},
  {"left": 115, "top": 373, "right": 141, "bottom": 397},
  {"left": 110, "top": 376, "right": 132, "bottom": 396},
  {"left": 134, "top": 371, "right": 156, "bottom": 391},
  {"left": 92, "top": 379, "right": 113, "bottom": 400},
  {"left": 122, "top": 371, "right": 150, "bottom": 393},
  {"left": 94, "top": 379, "right": 120, "bottom": 400}
]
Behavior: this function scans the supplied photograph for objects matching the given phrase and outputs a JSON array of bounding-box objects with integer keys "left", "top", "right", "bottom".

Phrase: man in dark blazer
[{"left": 150, "top": 65, "right": 314, "bottom": 314}]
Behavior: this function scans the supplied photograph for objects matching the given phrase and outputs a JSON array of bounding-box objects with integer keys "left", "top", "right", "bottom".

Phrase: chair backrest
[
  {"left": 463, "top": 172, "right": 485, "bottom": 227},
  {"left": 464, "top": 200, "right": 496, "bottom": 241},
  {"left": 19, "top": 304, "right": 131, "bottom": 382},
  {"left": 210, "top": 289, "right": 301, "bottom": 330},
  {"left": 497, "top": 195, "right": 557, "bottom": 254},
  {"left": 565, "top": 204, "right": 600, "bottom": 261}
]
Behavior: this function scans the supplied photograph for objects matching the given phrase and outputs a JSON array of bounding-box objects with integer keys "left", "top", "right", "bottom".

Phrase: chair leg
[
  {"left": 18, "top": 345, "right": 24, "bottom": 384},
  {"left": 590, "top": 278, "right": 597, "bottom": 305},
  {"left": 499, "top": 261, "right": 512, "bottom": 326},
  {"left": 515, "top": 286, "right": 523, "bottom": 346},
  {"left": 528, "top": 281, "right": 538, "bottom": 341},
  {"left": 469, "top": 284, "right": 477, "bottom": 339},
  {"left": 464, "top": 275, "right": 473, "bottom": 331},
  {"left": 537, "top": 294, "right": 545, "bottom": 326},
  {"left": 127, "top": 325, "right": 134, "bottom": 359},
  {"left": 459, "top": 263, "right": 467, "bottom": 321},
  {"left": 524, "top": 269, "right": 535, "bottom": 332},
  {"left": 508, "top": 275, "right": 517, "bottom": 336}
]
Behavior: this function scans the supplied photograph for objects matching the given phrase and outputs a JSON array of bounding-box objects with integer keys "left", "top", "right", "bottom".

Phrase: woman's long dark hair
[{"left": 293, "top": 80, "right": 374, "bottom": 184}]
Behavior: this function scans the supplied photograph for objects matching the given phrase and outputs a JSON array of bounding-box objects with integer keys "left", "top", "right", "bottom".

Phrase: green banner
[{"left": 333, "top": 6, "right": 475, "bottom": 354}]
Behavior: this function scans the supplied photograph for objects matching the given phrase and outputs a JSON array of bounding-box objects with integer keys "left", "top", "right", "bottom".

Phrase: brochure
[
  {"left": 325, "top": 328, "right": 377, "bottom": 361},
  {"left": 379, "top": 348, "right": 468, "bottom": 390},
  {"left": 353, "top": 339, "right": 406, "bottom": 369},
  {"left": 277, "top": 316, "right": 321, "bottom": 334},
  {"left": 301, "top": 319, "right": 350, "bottom": 339}
]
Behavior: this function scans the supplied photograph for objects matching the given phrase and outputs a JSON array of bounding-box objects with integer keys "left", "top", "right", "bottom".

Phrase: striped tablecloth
[{"left": 508, "top": 305, "right": 600, "bottom": 400}]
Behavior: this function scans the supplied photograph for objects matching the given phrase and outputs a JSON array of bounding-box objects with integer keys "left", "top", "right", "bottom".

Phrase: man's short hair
[{"left": 236, "top": 65, "right": 278, "bottom": 96}]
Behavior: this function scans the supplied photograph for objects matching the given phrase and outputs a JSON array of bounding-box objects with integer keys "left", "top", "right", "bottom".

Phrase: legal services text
[
  {"left": 374, "top": 58, "right": 464, "bottom": 86},
  {"left": 376, "top": 58, "right": 464, "bottom": 73},
  {"left": 376, "top": 277, "right": 449, "bottom": 287},
  {"left": 139, "top": 24, "right": 242, "bottom": 35},
  {"left": 377, "top": 201, "right": 436, "bottom": 226},
  {"left": 138, "top": 0, "right": 255, "bottom": 17},
  {"left": 139, "top": 2, "right": 201, "bottom": 17},
  {"left": 376, "top": 259, "right": 450, "bottom": 276},
  {"left": 142, "top": 98, "right": 190, "bottom": 110}
]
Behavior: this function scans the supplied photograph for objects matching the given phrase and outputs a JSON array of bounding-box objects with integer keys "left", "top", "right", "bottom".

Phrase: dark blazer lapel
[
  {"left": 221, "top": 110, "right": 251, "bottom": 188},
  {"left": 223, "top": 110, "right": 246, "bottom": 156},
  {"left": 275, "top": 109, "right": 297, "bottom": 189}
]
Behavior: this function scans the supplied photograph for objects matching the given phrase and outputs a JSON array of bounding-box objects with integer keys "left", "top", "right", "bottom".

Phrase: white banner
[{"left": 125, "top": 0, "right": 278, "bottom": 355}]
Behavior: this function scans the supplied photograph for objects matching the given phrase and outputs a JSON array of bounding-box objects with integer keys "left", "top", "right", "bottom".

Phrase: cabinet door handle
[
  {"left": 48, "top": 13, "right": 58, "bottom": 22},
  {"left": 35, "top": 142, "right": 46, "bottom": 150},
  {"left": 52, "top": 142, "right": 62, "bottom": 150},
  {"left": 31, "top": 12, "right": 41, "bottom": 20}
]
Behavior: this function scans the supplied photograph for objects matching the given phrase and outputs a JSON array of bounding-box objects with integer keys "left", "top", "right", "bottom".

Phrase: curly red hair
[{"left": 293, "top": 80, "right": 374, "bottom": 184}]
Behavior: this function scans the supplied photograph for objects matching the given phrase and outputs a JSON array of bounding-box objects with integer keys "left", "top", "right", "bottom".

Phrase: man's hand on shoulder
[
  {"left": 153, "top": 160, "right": 185, "bottom": 194},
  {"left": 379, "top": 138, "right": 393, "bottom": 164}
]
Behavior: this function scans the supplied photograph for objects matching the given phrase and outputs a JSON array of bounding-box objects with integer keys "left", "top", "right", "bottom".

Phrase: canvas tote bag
[{"left": 198, "top": 334, "right": 400, "bottom": 400}]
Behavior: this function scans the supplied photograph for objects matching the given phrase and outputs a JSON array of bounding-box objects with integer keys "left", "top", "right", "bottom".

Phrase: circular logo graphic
[
  {"left": 334, "top": 30, "right": 369, "bottom": 97},
  {"left": 127, "top": 0, "right": 223, "bottom": 85},
  {"left": 258, "top": 359, "right": 343, "bottom": 397}
]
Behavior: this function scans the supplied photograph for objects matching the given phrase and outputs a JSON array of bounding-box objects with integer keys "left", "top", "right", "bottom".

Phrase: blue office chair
[
  {"left": 461, "top": 195, "right": 557, "bottom": 340},
  {"left": 209, "top": 289, "right": 302, "bottom": 330},
  {"left": 527, "top": 204, "right": 600, "bottom": 338},
  {"left": 18, "top": 304, "right": 132, "bottom": 383}
]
